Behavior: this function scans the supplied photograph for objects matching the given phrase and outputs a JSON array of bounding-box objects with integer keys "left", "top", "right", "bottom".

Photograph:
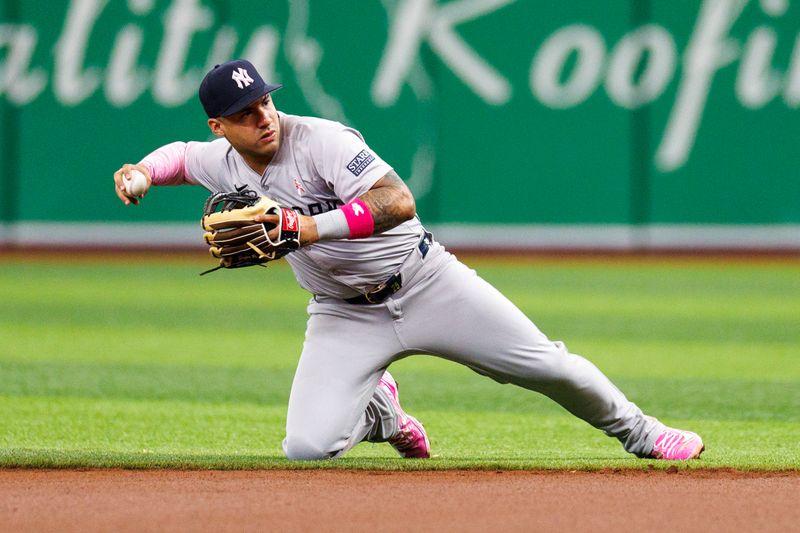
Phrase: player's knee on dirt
[{"left": 283, "top": 434, "right": 341, "bottom": 461}]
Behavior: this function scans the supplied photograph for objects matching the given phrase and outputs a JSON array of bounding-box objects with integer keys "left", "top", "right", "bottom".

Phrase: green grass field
[{"left": 2, "top": 255, "right": 798, "bottom": 470}]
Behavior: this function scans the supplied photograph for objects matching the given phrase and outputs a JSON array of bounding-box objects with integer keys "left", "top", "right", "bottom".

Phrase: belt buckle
[
  {"left": 364, "top": 284, "right": 385, "bottom": 304},
  {"left": 364, "top": 275, "right": 402, "bottom": 304}
]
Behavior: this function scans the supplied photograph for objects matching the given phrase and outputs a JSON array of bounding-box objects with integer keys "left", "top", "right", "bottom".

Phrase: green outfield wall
[{"left": 1, "top": 0, "right": 798, "bottom": 248}]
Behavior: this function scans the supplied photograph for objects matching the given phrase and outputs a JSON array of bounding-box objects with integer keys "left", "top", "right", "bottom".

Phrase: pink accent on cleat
[
  {"left": 379, "top": 372, "right": 430, "bottom": 459},
  {"left": 649, "top": 427, "right": 705, "bottom": 460}
]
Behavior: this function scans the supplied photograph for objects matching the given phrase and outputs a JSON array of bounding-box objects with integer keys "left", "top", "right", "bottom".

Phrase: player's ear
[{"left": 207, "top": 118, "right": 225, "bottom": 137}]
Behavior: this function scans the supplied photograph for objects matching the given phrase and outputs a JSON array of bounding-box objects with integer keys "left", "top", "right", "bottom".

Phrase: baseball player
[{"left": 113, "top": 59, "right": 704, "bottom": 461}]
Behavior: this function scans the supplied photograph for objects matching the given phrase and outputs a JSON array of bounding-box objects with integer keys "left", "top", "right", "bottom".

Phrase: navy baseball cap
[{"left": 199, "top": 59, "right": 282, "bottom": 118}]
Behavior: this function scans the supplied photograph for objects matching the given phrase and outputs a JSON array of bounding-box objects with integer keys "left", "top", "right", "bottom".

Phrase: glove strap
[
  {"left": 260, "top": 207, "right": 301, "bottom": 248},
  {"left": 278, "top": 207, "right": 300, "bottom": 243}
]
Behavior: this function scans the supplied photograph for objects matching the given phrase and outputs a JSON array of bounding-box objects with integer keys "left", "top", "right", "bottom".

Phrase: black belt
[{"left": 345, "top": 232, "right": 432, "bottom": 305}]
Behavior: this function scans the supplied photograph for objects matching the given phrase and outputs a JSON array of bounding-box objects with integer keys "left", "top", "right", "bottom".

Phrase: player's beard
[
  {"left": 253, "top": 114, "right": 281, "bottom": 161},
  {"left": 255, "top": 129, "right": 280, "bottom": 161},
  {"left": 234, "top": 129, "right": 281, "bottom": 170}
]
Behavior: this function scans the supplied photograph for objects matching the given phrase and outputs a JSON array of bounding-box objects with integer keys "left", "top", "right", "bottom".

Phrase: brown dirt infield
[{"left": 1, "top": 469, "right": 798, "bottom": 532}]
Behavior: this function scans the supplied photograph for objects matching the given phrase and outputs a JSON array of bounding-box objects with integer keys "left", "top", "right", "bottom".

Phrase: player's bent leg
[
  {"left": 283, "top": 371, "right": 429, "bottom": 460},
  {"left": 282, "top": 299, "right": 406, "bottom": 461},
  {"left": 283, "top": 372, "right": 391, "bottom": 461},
  {"left": 399, "top": 259, "right": 669, "bottom": 458}
]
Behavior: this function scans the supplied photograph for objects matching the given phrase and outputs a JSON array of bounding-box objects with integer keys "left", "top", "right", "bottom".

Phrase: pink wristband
[{"left": 341, "top": 198, "right": 374, "bottom": 239}]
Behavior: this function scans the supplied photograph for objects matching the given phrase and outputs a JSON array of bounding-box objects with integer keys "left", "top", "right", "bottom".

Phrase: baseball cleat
[
  {"left": 649, "top": 426, "right": 705, "bottom": 460},
  {"left": 379, "top": 372, "right": 430, "bottom": 459}
]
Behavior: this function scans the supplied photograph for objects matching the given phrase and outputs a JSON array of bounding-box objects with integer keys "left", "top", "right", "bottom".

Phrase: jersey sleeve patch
[{"left": 346, "top": 149, "right": 375, "bottom": 176}]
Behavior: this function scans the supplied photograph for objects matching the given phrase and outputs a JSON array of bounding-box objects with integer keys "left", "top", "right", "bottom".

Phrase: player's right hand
[{"left": 113, "top": 164, "right": 152, "bottom": 206}]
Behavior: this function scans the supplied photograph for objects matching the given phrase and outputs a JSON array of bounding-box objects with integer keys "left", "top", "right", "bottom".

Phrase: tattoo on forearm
[{"left": 361, "top": 174, "right": 413, "bottom": 234}]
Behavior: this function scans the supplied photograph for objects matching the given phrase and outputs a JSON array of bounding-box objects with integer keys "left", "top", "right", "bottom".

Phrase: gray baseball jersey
[
  {"left": 186, "top": 112, "right": 424, "bottom": 298},
  {"left": 161, "top": 112, "right": 664, "bottom": 460}
]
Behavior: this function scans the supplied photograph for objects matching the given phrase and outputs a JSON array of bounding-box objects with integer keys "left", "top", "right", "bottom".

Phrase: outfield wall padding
[{"left": 0, "top": 1, "right": 798, "bottom": 248}]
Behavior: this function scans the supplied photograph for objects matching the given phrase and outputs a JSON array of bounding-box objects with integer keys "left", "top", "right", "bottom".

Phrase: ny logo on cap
[{"left": 231, "top": 68, "right": 254, "bottom": 89}]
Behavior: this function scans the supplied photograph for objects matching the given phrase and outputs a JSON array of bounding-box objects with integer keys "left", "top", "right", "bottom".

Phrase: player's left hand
[{"left": 200, "top": 191, "right": 304, "bottom": 274}]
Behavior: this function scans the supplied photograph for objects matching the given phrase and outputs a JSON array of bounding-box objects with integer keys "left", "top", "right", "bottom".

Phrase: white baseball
[{"left": 124, "top": 169, "right": 148, "bottom": 197}]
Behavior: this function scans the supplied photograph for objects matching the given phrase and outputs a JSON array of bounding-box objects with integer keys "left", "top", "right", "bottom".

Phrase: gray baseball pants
[{"left": 283, "top": 243, "right": 662, "bottom": 460}]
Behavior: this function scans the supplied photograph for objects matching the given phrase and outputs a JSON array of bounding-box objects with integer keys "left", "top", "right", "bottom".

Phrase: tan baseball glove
[{"left": 200, "top": 190, "right": 301, "bottom": 275}]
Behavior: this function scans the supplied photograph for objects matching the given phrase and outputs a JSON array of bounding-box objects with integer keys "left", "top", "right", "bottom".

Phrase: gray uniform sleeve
[
  {"left": 184, "top": 138, "right": 234, "bottom": 192},
  {"left": 310, "top": 125, "right": 393, "bottom": 202}
]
